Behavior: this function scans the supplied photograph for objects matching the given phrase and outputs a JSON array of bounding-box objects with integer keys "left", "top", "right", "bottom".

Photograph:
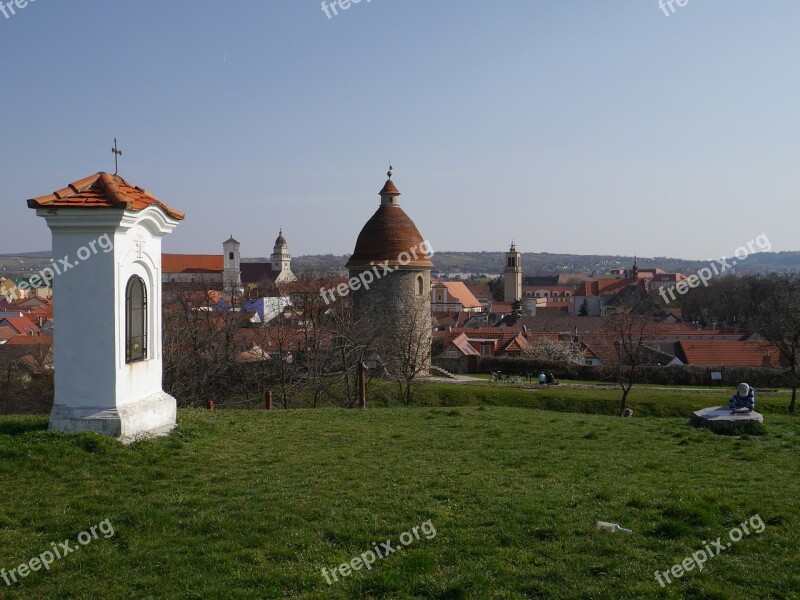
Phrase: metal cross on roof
[{"left": 111, "top": 138, "right": 123, "bottom": 175}]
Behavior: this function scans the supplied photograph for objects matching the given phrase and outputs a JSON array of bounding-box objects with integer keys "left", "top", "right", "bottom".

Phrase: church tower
[
  {"left": 504, "top": 241, "right": 522, "bottom": 303},
  {"left": 223, "top": 235, "right": 241, "bottom": 291},
  {"left": 630, "top": 256, "right": 639, "bottom": 280},
  {"left": 271, "top": 230, "right": 297, "bottom": 283}
]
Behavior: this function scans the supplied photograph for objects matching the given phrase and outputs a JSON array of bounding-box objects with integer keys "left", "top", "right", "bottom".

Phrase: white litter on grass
[{"left": 596, "top": 521, "right": 633, "bottom": 533}]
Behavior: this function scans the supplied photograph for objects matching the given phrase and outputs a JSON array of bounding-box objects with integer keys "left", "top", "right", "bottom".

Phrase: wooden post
[
  {"left": 207, "top": 400, "right": 214, "bottom": 412},
  {"left": 266, "top": 390, "right": 273, "bottom": 411},
  {"left": 359, "top": 361, "right": 367, "bottom": 409}
]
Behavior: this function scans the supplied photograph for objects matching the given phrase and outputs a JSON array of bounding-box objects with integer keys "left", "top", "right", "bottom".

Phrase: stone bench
[{"left": 691, "top": 406, "right": 764, "bottom": 433}]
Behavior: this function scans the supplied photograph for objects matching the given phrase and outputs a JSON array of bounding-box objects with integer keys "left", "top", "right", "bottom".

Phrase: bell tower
[
  {"left": 223, "top": 235, "right": 241, "bottom": 290},
  {"left": 504, "top": 241, "right": 522, "bottom": 303},
  {"left": 271, "top": 230, "right": 297, "bottom": 283}
]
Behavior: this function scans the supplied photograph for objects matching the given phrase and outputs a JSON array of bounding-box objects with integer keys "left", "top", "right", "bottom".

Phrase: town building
[
  {"left": 162, "top": 230, "right": 297, "bottom": 289},
  {"left": 431, "top": 281, "right": 482, "bottom": 313}
]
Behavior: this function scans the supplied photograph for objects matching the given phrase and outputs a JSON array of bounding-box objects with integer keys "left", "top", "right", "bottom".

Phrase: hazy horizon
[{"left": 1, "top": 247, "right": 793, "bottom": 265}]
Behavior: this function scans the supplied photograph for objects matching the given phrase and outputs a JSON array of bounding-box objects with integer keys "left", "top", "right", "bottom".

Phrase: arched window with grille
[
  {"left": 417, "top": 275, "right": 424, "bottom": 296},
  {"left": 126, "top": 275, "right": 147, "bottom": 363}
]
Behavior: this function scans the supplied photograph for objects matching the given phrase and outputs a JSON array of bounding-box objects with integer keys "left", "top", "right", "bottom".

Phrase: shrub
[{"left": 478, "top": 357, "right": 791, "bottom": 388}]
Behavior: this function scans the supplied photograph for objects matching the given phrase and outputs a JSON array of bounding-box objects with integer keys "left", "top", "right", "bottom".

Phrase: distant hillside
[
  {"left": 289, "top": 251, "right": 800, "bottom": 277},
  {"left": 0, "top": 251, "right": 51, "bottom": 259},
  {"left": 3, "top": 250, "right": 799, "bottom": 280},
  {"left": 0, "top": 252, "right": 53, "bottom": 278}
]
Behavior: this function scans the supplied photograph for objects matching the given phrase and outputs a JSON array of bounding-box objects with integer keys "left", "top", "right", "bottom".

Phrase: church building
[{"left": 162, "top": 230, "right": 297, "bottom": 289}]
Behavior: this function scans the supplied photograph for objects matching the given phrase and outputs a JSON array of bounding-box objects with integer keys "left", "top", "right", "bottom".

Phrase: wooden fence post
[{"left": 359, "top": 362, "right": 367, "bottom": 409}]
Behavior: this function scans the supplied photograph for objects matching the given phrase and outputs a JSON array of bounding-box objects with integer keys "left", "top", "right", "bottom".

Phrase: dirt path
[{"left": 420, "top": 377, "right": 787, "bottom": 395}]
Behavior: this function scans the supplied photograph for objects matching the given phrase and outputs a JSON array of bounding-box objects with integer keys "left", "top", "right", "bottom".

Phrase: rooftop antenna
[{"left": 111, "top": 138, "right": 122, "bottom": 175}]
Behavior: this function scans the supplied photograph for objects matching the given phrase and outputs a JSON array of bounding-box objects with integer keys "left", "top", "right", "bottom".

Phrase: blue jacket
[{"left": 729, "top": 389, "right": 755, "bottom": 410}]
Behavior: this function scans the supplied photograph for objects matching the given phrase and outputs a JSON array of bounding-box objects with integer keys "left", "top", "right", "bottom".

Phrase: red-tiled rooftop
[
  {"left": 379, "top": 179, "right": 400, "bottom": 195},
  {"left": 347, "top": 176, "right": 433, "bottom": 269},
  {"left": 678, "top": 340, "right": 782, "bottom": 367},
  {"left": 437, "top": 282, "right": 482, "bottom": 309},
  {"left": 575, "top": 279, "right": 643, "bottom": 297},
  {"left": 489, "top": 301, "right": 514, "bottom": 313},
  {"left": 240, "top": 262, "right": 277, "bottom": 284},
  {"left": 162, "top": 254, "right": 224, "bottom": 273},
  {"left": 0, "top": 316, "right": 40, "bottom": 335},
  {"left": 0, "top": 300, "right": 18, "bottom": 311},
  {"left": 499, "top": 333, "right": 530, "bottom": 354},
  {"left": 450, "top": 332, "right": 480, "bottom": 356},
  {"left": 27, "top": 305, "right": 54, "bottom": 319},
  {"left": 465, "top": 285, "right": 492, "bottom": 299},
  {"left": 28, "top": 172, "right": 185, "bottom": 220},
  {"left": 347, "top": 205, "right": 433, "bottom": 269}
]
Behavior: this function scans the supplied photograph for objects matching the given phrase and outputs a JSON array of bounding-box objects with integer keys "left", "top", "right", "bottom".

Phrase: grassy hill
[{"left": 1, "top": 404, "right": 798, "bottom": 599}]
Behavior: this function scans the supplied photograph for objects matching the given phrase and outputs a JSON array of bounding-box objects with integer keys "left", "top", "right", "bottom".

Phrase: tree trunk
[
  {"left": 619, "top": 386, "right": 630, "bottom": 417},
  {"left": 790, "top": 385, "right": 797, "bottom": 416}
]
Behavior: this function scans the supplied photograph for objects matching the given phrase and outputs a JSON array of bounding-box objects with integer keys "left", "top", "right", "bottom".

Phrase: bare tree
[
  {"left": 603, "top": 294, "right": 657, "bottom": 416},
  {"left": 749, "top": 274, "right": 800, "bottom": 415},
  {"left": 377, "top": 296, "right": 432, "bottom": 406},
  {"left": 327, "top": 302, "right": 382, "bottom": 407},
  {"left": 0, "top": 342, "right": 53, "bottom": 415},
  {"left": 252, "top": 324, "right": 294, "bottom": 408},
  {"left": 275, "top": 272, "right": 341, "bottom": 408},
  {"left": 680, "top": 275, "right": 761, "bottom": 329},
  {"left": 162, "top": 285, "right": 252, "bottom": 406}
]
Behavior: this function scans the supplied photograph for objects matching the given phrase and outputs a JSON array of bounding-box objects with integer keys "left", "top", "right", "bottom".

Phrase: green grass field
[
  {"left": 1, "top": 404, "right": 798, "bottom": 599},
  {"left": 413, "top": 380, "right": 794, "bottom": 418}
]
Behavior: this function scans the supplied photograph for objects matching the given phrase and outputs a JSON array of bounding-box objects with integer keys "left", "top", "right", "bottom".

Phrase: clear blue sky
[{"left": 1, "top": 0, "right": 798, "bottom": 260}]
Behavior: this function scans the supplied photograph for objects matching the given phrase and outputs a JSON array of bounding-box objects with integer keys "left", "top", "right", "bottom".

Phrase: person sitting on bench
[{"left": 729, "top": 383, "right": 755, "bottom": 413}]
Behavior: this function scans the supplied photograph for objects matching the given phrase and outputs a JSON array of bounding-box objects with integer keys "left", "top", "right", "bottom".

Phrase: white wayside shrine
[{"left": 28, "top": 172, "right": 185, "bottom": 441}]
